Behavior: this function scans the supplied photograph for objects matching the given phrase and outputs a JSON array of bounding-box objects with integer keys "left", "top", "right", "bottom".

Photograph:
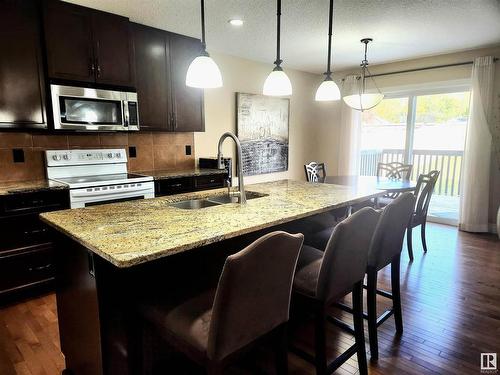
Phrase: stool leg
[
  {"left": 407, "top": 226, "right": 414, "bottom": 261},
  {"left": 366, "top": 268, "right": 379, "bottom": 361},
  {"left": 352, "top": 282, "right": 368, "bottom": 375},
  {"left": 314, "top": 306, "right": 327, "bottom": 375},
  {"left": 421, "top": 222, "right": 428, "bottom": 253},
  {"left": 274, "top": 324, "right": 288, "bottom": 375},
  {"left": 392, "top": 255, "right": 403, "bottom": 334}
]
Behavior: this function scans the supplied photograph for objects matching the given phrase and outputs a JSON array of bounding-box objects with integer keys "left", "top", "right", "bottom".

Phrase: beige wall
[
  {"left": 316, "top": 45, "right": 500, "bottom": 225},
  {"left": 194, "top": 52, "right": 321, "bottom": 184}
]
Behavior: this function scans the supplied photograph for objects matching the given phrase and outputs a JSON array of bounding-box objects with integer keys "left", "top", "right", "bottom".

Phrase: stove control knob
[
  {"left": 107, "top": 153, "right": 114, "bottom": 159},
  {"left": 63, "top": 154, "right": 71, "bottom": 160},
  {"left": 115, "top": 152, "right": 122, "bottom": 159},
  {"left": 52, "top": 154, "right": 61, "bottom": 161}
]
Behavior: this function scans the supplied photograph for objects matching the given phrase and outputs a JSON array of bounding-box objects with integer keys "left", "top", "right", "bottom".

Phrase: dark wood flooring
[{"left": 0, "top": 223, "right": 499, "bottom": 374}]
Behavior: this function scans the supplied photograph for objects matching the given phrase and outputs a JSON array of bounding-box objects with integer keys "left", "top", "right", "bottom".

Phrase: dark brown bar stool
[
  {"left": 138, "top": 231, "right": 304, "bottom": 375},
  {"left": 407, "top": 170, "right": 440, "bottom": 261},
  {"left": 364, "top": 193, "right": 415, "bottom": 360},
  {"left": 291, "top": 207, "right": 381, "bottom": 375}
]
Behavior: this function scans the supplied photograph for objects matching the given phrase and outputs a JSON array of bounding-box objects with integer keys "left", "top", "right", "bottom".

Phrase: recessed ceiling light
[{"left": 228, "top": 19, "right": 244, "bottom": 26}]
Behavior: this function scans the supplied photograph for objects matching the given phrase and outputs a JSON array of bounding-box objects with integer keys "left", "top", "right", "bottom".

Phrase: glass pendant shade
[
  {"left": 315, "top": 77, "right": 341, "bottom": 101},
  {"left": 185, "top": 54, "right": 223, "bottom": 88},
  {"left": 343, "top": 92, "right": 384, "bottom": 111},
  {"left": 263, "top": 67, "right": 292, "bottom": 96}
]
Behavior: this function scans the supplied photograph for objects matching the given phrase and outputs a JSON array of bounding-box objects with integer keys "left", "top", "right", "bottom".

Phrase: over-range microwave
[{"left": 50, "top": 84, "right": 139, "bottom": 131}]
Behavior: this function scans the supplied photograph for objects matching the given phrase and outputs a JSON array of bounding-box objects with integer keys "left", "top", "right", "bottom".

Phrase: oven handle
[{"left": 71, "top": 187, "right": 153, "bottom": 198}]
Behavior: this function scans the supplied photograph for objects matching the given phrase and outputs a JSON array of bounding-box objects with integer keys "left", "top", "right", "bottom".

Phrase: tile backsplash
[{"left": 0, "top": 132, "right": 195, "bottom": 182}]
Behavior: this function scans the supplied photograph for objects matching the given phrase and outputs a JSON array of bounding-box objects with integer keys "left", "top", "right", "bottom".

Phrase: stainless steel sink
[
  {"left": 207, "top": 191, "right": 268, "bottom": 204},
  {"left": 169, "top": 191, "right": 267, "bottom": 210},
  {"left": 169, "top": 199, "right": 221, "bottom": 210}
]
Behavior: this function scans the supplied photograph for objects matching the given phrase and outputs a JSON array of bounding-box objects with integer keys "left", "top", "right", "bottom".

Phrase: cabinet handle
[
  {"left": 90, "top": 58, "right": 95, "bottom": 75},
  {"left": 29, "top": 263, "right": 52, "bottom": 272},
  {"left": 173, "top": 114, "right": 177, "bottom": 130},
  {"left": 96, "top": 59, "right": 101, "bottom": 78},
  {"left": 170, "top": 183, "right": 182, "bottom": 188},
  {"left": 24, "top": 228, "right": 47, "bottom": 235}
]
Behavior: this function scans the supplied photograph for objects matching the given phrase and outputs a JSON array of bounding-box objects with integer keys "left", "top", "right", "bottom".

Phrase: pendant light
[
  {"left": 185, "top": 0, "right": 223, "bottom": 88},
  {"left": 263, "top": 0, "right": 292, "bottom": 96},
  {"left": 315, "top": 0, "right": 341, "bottom": 101},
  {"left": 343, "top": 38, "right": 384, "bottom": 111}
]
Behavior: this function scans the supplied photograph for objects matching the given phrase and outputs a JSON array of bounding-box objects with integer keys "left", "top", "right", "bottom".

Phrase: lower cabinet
[
  {"left": 0, "top": 190, "right": 69, "bottom": 302},
  {"left": 155, "top": 173, "right": 226, "bottom": 197}
]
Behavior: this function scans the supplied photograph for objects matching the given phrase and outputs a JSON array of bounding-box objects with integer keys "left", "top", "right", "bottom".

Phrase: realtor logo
[{"left": 481, "top": 353, "right": 498, "bottom": 373}]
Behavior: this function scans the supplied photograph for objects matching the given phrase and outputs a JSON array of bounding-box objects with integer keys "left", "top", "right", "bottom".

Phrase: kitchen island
[{"left": 41, "top": 179, "right": 384, "bottom": 375}]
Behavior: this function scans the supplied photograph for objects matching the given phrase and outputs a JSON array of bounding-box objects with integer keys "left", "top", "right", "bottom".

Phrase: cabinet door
[
  {"left": 132, "top": 24, "right": 171, "bottom": 131},
  {"left": 43, "top": 0, "right": 95, "bottom": 83},
  {"left": 92, "top": 12, "right": 135, "bottom": 87},
  {"left": 169, "top": 34, "right": 204, "bottom": 132},
  {"left": 0, "top": 0, "right": 46, "bottom": 128}
]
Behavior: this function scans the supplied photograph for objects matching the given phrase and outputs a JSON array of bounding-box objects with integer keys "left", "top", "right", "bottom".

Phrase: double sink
[{"left": 169, "top": 191, "right": 267, "bottom": 210}]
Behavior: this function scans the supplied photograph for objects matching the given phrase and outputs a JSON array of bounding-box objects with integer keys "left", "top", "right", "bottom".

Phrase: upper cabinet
[
  {"left": 132, "top": 24, "right": 204, "bottom": 132},
  {"left": 0, "top": 0, "right": 47, "bottom": 129},
  {"left": 43, "top": 0, "right": 135, "bottom": 88},
  {"left": 169, "top": 34, "right": 205, "bottom": 132}
]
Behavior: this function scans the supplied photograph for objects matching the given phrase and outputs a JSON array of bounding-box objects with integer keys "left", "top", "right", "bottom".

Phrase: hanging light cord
[
  {"left": 200, "top": 0, "right": 206, "bottom": 50},
  {"left": 274, "top": 0, "right": 282, "bottom": 67},
  {"left": 325, "top": 0, "right": 334, "bottom": 77}
]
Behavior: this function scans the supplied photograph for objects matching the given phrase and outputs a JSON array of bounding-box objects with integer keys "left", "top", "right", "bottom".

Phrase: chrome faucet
[{"left": 217, "top": 132, "right": 246, "bottom": 204}]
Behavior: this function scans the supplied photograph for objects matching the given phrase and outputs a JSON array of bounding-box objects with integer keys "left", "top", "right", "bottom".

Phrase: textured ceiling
[{"left": 65, "top": 0, "right": 500, "bottom": 73}]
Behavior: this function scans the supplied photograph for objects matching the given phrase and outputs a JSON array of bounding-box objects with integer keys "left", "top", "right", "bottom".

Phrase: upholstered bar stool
[
  {"left": 363, "top": 193, "right": 415, "bottom": 360},
  {"left": 291, "top": 207, "right": 381, "bottom": 375},
  {"left": 138, "top": 231, "right": 304, "bottom": 375}
]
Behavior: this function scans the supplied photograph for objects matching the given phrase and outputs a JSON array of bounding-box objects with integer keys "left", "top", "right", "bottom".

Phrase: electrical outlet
[
  {"left": 12, "top": 149, "right": 24, "bottom": 163},
  {"left": 185, "top": 145, "right": 192, "bottom": 156},
  {"left": 128, "top": 146, "right": 137, "bottom": 158}
]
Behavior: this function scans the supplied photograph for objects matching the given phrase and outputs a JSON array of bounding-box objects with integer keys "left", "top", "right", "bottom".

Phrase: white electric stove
[{"left": 46, "top": 149, "right": 154, "bottom": 208}]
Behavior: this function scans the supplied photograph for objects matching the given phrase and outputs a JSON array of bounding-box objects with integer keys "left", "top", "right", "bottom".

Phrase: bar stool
[
  {"left": 291, "top": 207, "right": 381, "bottom": 375},
  {"left": 364, "top": 193, "right": 415, "bottom": 360},
  {"left": 138, "top": 231, "right": 304, "bottom": 375}
]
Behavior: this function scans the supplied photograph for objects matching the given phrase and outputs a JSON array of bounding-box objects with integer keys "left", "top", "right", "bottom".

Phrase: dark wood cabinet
[
  {"left": 132, "top": 23, "right": 171, "bottom": 131},
  {"left": 132, "top": 24, "right": 204, "bottom": 132},
  {"left": 0, "top": 0, "right": 47, "bottom": 129},
  {"left": 43, "top": 0, "right": 135, "bottom": 87},
  {"left": 0, "top": 189, "right": 69, "bottom": 302},
  {"left": 155, "top": 173, "right": 226, "bottom": 197},
  {"left": 170, "top": 34, "right": 205, "bottom": 132}
]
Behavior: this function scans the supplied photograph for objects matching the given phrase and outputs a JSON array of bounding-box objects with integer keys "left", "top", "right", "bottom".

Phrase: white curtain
[
  {"left": 337, "top": 75, "right": 362, "bottom": 175},
  {"left": 459, "top": 56, "right": 495, "bottom": 232}
]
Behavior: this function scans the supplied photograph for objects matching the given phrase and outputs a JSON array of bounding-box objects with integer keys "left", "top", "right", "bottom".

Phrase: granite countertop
[
  {"left": 40, "top": 179, "right": 384, "bottom": 268},
  {"left": 0, "top": 179, "right": 68, "bottom": 196},
  {"left": 137, "top": 168, "right": 227, "bottom": 180}
]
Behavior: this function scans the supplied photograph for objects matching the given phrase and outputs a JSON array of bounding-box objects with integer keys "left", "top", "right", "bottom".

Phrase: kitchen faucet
[{"left": 217, "top": 132, "right": 246, "bottom": 204}]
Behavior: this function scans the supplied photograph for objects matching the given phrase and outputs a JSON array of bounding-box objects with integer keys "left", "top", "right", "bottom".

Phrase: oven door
[
  {"left": 51, "top": 85, "right": 131, "bottom": 131},
  {"left": 69, "top": 182, "right": 155, "bottom": 209}
]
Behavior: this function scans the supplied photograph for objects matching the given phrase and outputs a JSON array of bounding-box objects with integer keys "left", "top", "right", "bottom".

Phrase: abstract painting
[{"left": 236, "top": 93, "right": 289, "bottom": 176}]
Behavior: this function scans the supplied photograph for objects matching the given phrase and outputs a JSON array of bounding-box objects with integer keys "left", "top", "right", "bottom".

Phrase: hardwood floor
[{"left": 0, "top": 223, "right": 499, "bottom": 374}]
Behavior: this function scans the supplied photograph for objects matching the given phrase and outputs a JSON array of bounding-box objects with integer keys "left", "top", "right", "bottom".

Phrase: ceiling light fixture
[
  {"left": 315, "top": 0, "right": 340, "bottom": 101},
  {"left": 263, "top": 0, "right": 292, "bottom": 96},
  {"left": 185, "top": 0, "right": 223, "bottom": 88},
  {"left": 342, "top": 38, "right": 384, "bottom": 111},
  {"left": 228, "top": 19, "right": 244, "bottom": 26}
]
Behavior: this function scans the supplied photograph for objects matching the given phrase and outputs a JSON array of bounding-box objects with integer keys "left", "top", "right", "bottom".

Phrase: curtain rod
[{"left": 364, "top": 57, "right": 499, "bottom": 79}]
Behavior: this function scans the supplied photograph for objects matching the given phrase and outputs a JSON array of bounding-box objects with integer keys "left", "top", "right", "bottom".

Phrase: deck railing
[{"left": 360, "top": 149, "right": 464, "bottom": 196}]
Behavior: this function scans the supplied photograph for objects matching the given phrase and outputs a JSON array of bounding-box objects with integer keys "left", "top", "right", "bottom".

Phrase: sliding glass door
[{"left": 359, "top": 88, "right": 471, "bottom": 224}]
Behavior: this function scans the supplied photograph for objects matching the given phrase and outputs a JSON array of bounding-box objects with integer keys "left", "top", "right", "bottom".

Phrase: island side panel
[{"left": 55, "top": 233, "right": 103, "bottom": 375}]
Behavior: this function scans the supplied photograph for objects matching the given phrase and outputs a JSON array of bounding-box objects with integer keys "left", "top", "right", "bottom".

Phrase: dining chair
[
  {"left": 138, "top": 231, "right": 304, "bottom": 375},
  {"left": 407, "top": 170, "right": 440, "bottom": 261},
  {"left": 304, "top": 162, "right": 327, "bottom": 183},
  {"left": 376, "top": 162, "right": 413, "bottom": 207},
  {"left": 291, "top": 207, "right": 381, "bottom": 375}
]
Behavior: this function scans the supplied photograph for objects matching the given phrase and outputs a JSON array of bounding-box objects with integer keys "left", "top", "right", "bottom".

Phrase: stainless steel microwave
[{"left": 50, "top": 84, "right": 139, "bottom": 131}]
